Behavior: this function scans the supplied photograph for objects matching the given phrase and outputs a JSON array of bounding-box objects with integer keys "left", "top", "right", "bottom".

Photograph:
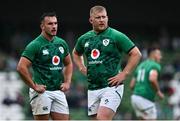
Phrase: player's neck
[
  {"left": 93, "top": 26, "right": 109, "bottom": 34},
  {"left": 149, "top": 57, "right": 157, "bottom": 62},
  {"left": 41, "top": 32, "right": 54, "bottom": 41}
]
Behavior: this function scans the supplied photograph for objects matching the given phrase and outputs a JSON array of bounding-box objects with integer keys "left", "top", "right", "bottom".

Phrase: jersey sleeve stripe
[
  {"left": 126, "top": 45, "right": 135, "bottom": 53},
  {"left": 22, "top": 55, "right": 33, "bottom": 62}
]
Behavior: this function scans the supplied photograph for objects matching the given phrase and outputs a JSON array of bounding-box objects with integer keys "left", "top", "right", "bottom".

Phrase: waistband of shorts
[{"left": 88, "top": 82, "right": 124, "bottom": 90}]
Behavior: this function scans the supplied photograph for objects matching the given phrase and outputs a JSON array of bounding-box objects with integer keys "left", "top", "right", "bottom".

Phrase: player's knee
[
  {"left": 97, "top": 114, "right": 106, "bottom": 120},
  {"left": 97, "top": 113, "right": 113, "bottom": 120}
]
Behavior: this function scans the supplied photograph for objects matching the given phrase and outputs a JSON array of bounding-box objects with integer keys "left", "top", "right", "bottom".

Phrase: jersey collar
[
  {"left": 40, "top": 35, "right": 55, "bottom": 43},
  {"left": 93, "top": 27, "right": 110, "bottom": 35}
]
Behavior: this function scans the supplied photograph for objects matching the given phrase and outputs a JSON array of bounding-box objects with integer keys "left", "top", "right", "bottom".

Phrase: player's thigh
[
  {"left": 131, "top": 95, "right": 149, "bottom": 111},
  {"left": 29, "top": 89, "right": 52, "bottom": 115},
  {"left": 34, "top": 114, "right": 49, "bottom": 120},
  {"left": 100, "top": 85, "right": 124, "bottom": 113},
  {"left": 50, "top": 112, "right": 69, "bottom": 120},
  {"left": 97, "top": 106, "right": 115, "bottom": 120},
  {"left": 144, "top": 106, "right": 157, "bottom": 119},
  {"left": 88, "top": 89, "right": 101, "bottom": 116},
  {"left": 131, "top": 95, "right": 142, "bottom": 116},
  {"left": 51, "top": 91, "right": 69, "bottom": 114},
  {"left": 131, "top": 95, "right": 157, "bottom": 119}
]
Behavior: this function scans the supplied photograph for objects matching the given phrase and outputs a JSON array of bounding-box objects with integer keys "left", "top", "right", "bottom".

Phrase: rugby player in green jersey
[
  {"left": 17, "top": 12, "right": 73, "bottom": 120},
  {"left": 73, "top": 5, "right": 141, "bottom": 120},
  {"left": 130, "top": 47, "right": 164, "bottom": 120}
]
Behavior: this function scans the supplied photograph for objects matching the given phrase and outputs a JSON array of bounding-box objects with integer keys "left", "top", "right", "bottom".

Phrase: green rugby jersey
[
  {"left": 133, "top": 59, "right": 161, "bottom": 101},
  {"left": 22, "top": 35, "right": 69, "bottom": 91},
  {"left": 75, "top": 27, "right": 135, "bottom": 90}
]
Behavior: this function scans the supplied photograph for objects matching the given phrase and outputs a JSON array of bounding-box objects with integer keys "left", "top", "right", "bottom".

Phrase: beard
[{"left": 46, "top": 30, "right": 57, "bottom": 36}]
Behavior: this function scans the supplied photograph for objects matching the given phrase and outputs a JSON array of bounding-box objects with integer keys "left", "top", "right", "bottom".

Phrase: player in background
[
  {"left": 17, "top": 12, "right": 73, "bottom": 120},
  {"left": 130, "top": 47, "right": 164, "bottom": 120},
  {"left": 73, "top": 5, "right": 141, "bottom": 120}
]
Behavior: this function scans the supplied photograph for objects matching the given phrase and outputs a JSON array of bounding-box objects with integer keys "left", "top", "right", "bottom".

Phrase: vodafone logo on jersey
[
  {"left": 91, "top": 49, "right": 100, "bottom": 59},
  {"left": 52, "top": 56, "right": 60, "bottom": 65}
]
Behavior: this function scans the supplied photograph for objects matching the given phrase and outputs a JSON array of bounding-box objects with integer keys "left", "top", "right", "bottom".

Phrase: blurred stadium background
[{"left": 0, "top": 0, "right": 180, "bottom": 120}]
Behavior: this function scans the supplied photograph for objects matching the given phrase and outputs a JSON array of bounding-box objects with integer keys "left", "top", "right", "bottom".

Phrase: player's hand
[
  {"left": 34, "top": 84, "right": 46, "bottom": 93},
  {"left": 108, "top": 72, "right": 127, "bottom": 87},
  {"left": 60, "top": 82, "right": 71, "bottom": 92},
  {"left": 157, "top": 90, "right": 164, "bottom": 99},
  {"left": 79, "top": 66, "right": 87, "bottom": 76}
]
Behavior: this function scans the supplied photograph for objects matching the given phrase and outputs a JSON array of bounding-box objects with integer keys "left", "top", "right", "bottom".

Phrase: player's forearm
[
  {"left": 130, "top": 78, "right": 135, "bottom": 90},
  {"left": 63, "top": 54, "right": 73, "bottom": 84},
  {"left": 63, "top": 62, "right": 73, "bottom": 84},
  {"left": 123, "top": 47, "right": 141, "bottom": 76},
  {"left": 151, "top": 79, "right": 161, "bottom": 92},
  {"left": 151, "top": 79, "right": 164, "bottom": 99},
  {"left": 73, "top": 49, "right": 86, "bottom": 70},
  {"left": 17, "top": 66, "right": 35, "bottom": 89},
  {"left": 149, "top": 70, "right": 161, "bottom": 92}
]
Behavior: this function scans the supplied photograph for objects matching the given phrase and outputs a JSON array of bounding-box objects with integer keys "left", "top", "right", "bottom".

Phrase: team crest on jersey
[
  {"left": 84, "top": 42, "right": 89, "bottom": 47},
  {"left": 103, "top": 39, "right": 110, "bottom": 46},
  {"left": 91, "top": 49, "right": 100, "bottom": 59},
  {"left": 59, "top": 46, "right": 64, "bottom": 54},
  {"left": 52, "top": 56, "right": 60, "bottom": 65},
  {"left": 42, "top": 49, "right": 49, "bottom": 55}
]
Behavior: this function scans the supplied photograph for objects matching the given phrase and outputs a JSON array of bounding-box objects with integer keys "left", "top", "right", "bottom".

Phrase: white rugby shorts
[
  {"left": 29, "top": 88, "right": 69, "bottom": 115},
  {"left": 131, "top": 94, "right": 157, "bottom": 119},
  {"left": 88, "top": 85, "right": 124, "bottom": 116}
]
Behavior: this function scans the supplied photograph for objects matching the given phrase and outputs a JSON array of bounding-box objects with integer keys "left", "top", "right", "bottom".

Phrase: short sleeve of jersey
[
  {"left": 151, "top": 64, "right": 161, "bottom": 74},
  {"left": 21, "top": 41, "right": 39, "bottom": 62},
  {"left": 62, "top": 40, "right": 70, "bottom": 57},
  {"left": 74, "top": 36, "right": 84, "bottom": 55},
  {"left": 115, "top": 32, "right": 135, "bottom": 53}
]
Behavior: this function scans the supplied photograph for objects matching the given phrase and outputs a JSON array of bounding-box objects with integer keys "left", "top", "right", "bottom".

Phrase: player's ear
[
  {"left": 40, "top": 23, "right": 44, "bottom": 30},
  {"left": 89, "top": 18, "right": 93, "bottom": 24}
]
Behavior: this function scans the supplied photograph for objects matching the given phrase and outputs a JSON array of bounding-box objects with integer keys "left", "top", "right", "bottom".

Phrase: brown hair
[{"left": 90, "top": 5, "right": 107, "bottom": 16}]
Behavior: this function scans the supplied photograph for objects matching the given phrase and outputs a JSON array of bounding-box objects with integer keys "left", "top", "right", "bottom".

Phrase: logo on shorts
[
  {"left": 52, "top": 55, "right": 60, "bottom": 65},
  {"left": 42, "top": 106, "right": 48, "bottom": 111},
  {"left": 88, "top": 104, "right": 95, "bottom": 112},
  {"left": 88, "top": 107, "right": 92, "bottom": 112},
  {"left": 104, "top": 99, "right": 109, "bottom": 104},
  {"left": 91, "top": 49, "right": 100, "bottom": 59}
]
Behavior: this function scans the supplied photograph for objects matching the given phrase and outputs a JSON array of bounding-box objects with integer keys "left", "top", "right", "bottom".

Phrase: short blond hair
[{"left": 90, "top": 5, "right": 107, "bottom": 16}]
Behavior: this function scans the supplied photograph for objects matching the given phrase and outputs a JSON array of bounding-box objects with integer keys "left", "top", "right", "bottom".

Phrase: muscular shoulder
[
  {"left": 78, "top": 30, "right": 95, "bottom": 40},
  {"left": 152, "top": 62, "right": 161, "bottom": 71},
  {"left": 147, "top": 60, "right": 161, "bottom": 72},
  {"left": 25, "top": 37, "right": 41, "bottom": 50},
  {"left": 54, "top": 36, "right": 68, "bottom": 45},
  {"left": 108, "top": 27, "right": 126, "bottom": 38}
]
